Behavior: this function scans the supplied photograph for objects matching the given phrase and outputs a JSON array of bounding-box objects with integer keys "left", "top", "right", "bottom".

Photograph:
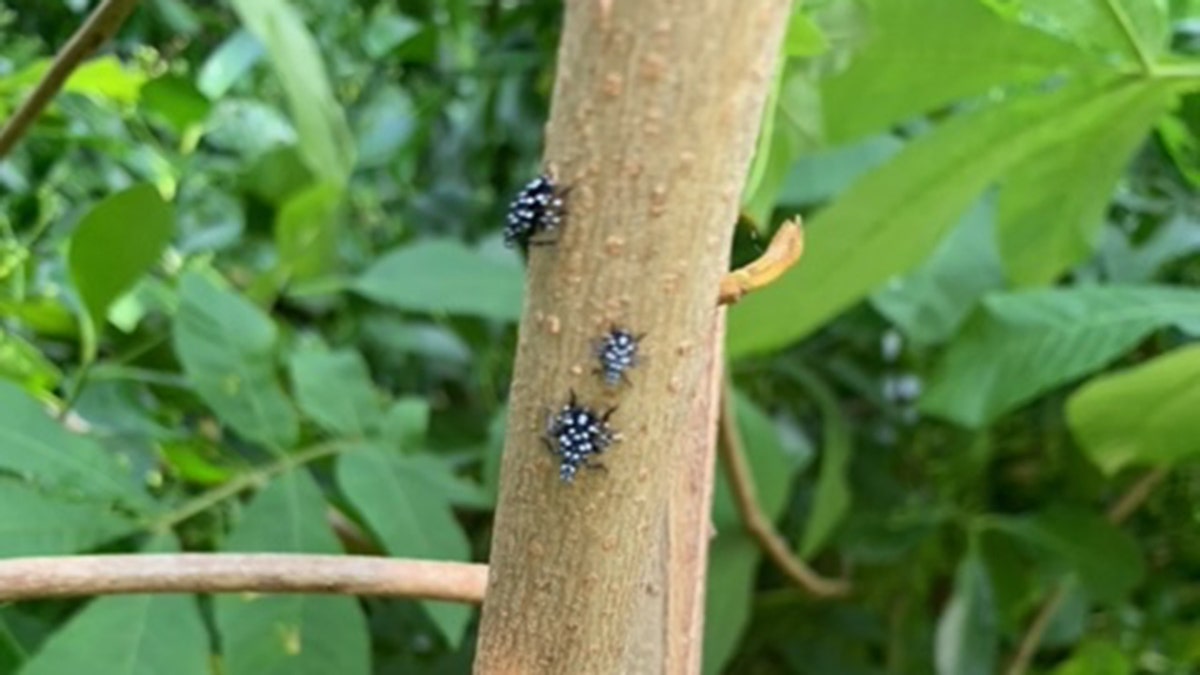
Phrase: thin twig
[
  {"left": 147, "top": 441, "right": 347, "bottom": 532},
  {"left": 0, "top": 0, "right": 141, "bottom": 159},
  {"left": 718, "top": 218, "right": 805, "bottom": 306},
  {"left": 717, "top": 383, "right": 850, "bottom": 598},
  {"left": 1106, "top": 467, "right": 1168, "bottom": 524},
  {"left": 0, "top": 554, "right": 487, "bottom": 603},
  {"left": 1005, "top": 467, "right": 1169, "bottom": 675}
]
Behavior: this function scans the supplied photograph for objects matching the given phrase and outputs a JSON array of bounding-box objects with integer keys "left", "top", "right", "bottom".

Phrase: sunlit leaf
[
  {"left": 0, "top": 329, "right": 61, "bottom": 394},
  {"left": 197, "top": 29, "right": 264, "bottom": 99},
  {"left": 997, "top": 0, "right": 1169, "bottom": 63},
  {"left": 1068, "top": 343, "right": 1200, "bottom": 474},
  {"left": 730, "top": 78, "right": 1169, "bottom": 358},
  {"left": 823, "top": 0, "right": 1093, "bottom": 142},
  {"left": 227, "top": 0, "right": 355, "bottom": 183},
  {"left": 996, "top": 83, "right": 1172, "bottom": 285},
  {"left": 68, "top": 185, "right": 173, "bottom": 336}
]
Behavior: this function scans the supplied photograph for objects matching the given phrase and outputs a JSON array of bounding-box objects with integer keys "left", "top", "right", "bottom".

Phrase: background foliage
[{"left": 2, "top": 0, "right": 1200, "bottom": 673}]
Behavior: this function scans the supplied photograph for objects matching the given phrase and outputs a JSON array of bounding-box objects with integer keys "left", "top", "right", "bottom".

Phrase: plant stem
[
  {"left": 147, "top": 441, "right": 348, "bottom": 532},
  {"left": 718, "top": 382, "right": 850, "bottom": 598},
  {"left": 0, "top": 553, "right": 487, "bottom": 603},
  {"left": 0, "top": 0, "right": 142, "bottom": 158},
  {"left": 1005, "top": 467, "right": 1169, "bottom": 675}
]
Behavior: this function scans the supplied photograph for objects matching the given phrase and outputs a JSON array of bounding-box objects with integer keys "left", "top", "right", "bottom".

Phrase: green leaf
[
  {"left": 363, "top": 11, "right": 422, "bottom": 58},
  {"left": 354, "top": 239, "right": 524, "bottom": 321},
  {"left": 1067, "top": 343, "right": 1200, "bottom": 474},
  {"left": 935, "top": 547, "right": 998, "bottom": 675},
  {"left": 703, "top": 392, "right": 803, "bottom": 675},
  {"left": 140, "top": 76, "right": 212, "bottom": 133},
  {"left": 276, "top": 182, "right": 343, "bottom": 285},
  {"left": 173, "top": 272, "right": 298, "bottom": 449},
  {"left": 1053, "top": 641, "right": 1132, "bottom": 675},
  {"left": 740, "top": 2, "right": 828, "bottom": 223},
  {"left": 784, "top": 10, "right": 830, "bottom": 57},
  {"left": 336, "top": 443, "right": 472, "bottom": 646},
  {"left": 728, "top": 78, "right": 1170, "bottom": 358},
  {"left": 241, "top": 146, "right": 316, "bottom": 206},
  {"left": 793, "top": 371, "right": 853, "bottom": 558},
  {"left": 68, "top": 184, "right": 173, "bottom": 333},
  {"left": 996, "top": 82, "right": 1173, "bottom": 285},
  {"left": 998, "top": 0, "right": 1169, "bottom": 63},
  {"left": 1158, "top": 114, "right": 1200, "bottom": 190},
  {"left": 0, "top": 478, "right": 137, "bottom": 557},
  {"left": 872, "top": 197, "right": 1004, "bottom": 346},
  {"left": 227, "top": 0, "right": 355, "bottom": 183},
  {"left": 776, "top": 133, "right": 903, "bottom": 206},
  {"left": 1097, "top": 213, "right": 1200, "bottom": 283},
  {"left": 921, "top": 286, "right": 1200, "bottom": 427},
  {"left": 823, "top": 0, "right": 1094, "bottom": 142},
  {"left": 742, "top": 67, "right": 821, "bottom": 225},
  {"left": 197, "top": 29, "right": 264, "bottom": 99},
  {"left": 20, "top": 534, "right": 209, "bottom": 675},
  {"left": 0, "top": 613, "right": 27, "bottom": 672},
  {"left": 381, "top": 398, "right": 431, "bottom": 451},
  {"left": 990, "top": 505, "right": 1144, "bottom": 602},
  {"left": 9, "top": 55, "right": 150, "bottom": 104},
  {"left": 0, "top": 382, "right": 148, "bottom": 508},
  {"left": 0, "top": 329, "right": 62, "bottom": 394},
  {"left": 288, "top": 342, "right": 381, "bottom": 438},
  {"left": 216, "top": 470, "right": 369, "bottom": 675}
]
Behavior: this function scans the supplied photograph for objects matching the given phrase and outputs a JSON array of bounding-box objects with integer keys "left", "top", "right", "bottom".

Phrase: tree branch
[
  {"left": 0, "top": 554, "right": 487, "bottom": 604},
  {"left": 718, "top": 383, "right": 850, "bottom": 598},
  {"left": 1006, "top": 467, "right": 1169, "bottom": 675},
  {"left": 0, "top": 0, "right": 141, "bottom": 159},
  {"left": 474, "top": 1, "right": 794, "bottom": 670}
]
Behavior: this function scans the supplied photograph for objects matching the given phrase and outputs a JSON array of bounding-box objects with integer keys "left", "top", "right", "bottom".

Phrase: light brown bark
[
  {"left": 474, "top": 1, "right": 791, "bottom": 672},
  {"left": 0, "top": 554, "right": 487, "bottom": 603}
]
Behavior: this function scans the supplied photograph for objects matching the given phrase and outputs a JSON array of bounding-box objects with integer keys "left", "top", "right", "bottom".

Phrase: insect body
[
  {"left": 543, "top": 392, "right": 618, "bottom": 483},
  {"left": 504, "top": 174, "right": 567, "bottom": 250},
  {"left": 595, "top": 327, "right": 642, "bottom": 387}
]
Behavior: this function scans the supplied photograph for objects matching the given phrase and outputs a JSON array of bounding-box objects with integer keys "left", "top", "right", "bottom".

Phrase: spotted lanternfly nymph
[
  {"left": 542, "top": 391, "right": 618, "bottom": 484},
  {"left": 596, "top": 327, "right": 643, "bottom": 387},
  {"left": 504, "top": 174, "right": 567, "bottom": 250}
]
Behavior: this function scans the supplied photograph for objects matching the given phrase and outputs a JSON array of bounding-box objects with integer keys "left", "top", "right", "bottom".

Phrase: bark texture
[
  {"left": 0, "top": 554, "right": 487, "bottom": 602},
  {"left": 474, "top": 1, "right": 790, "bottom": 672}
]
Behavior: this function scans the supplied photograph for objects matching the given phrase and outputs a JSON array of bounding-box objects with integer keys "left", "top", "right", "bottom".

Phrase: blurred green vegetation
[{"left": 2, "top": 0, "right": 1200, "bottom": 673}]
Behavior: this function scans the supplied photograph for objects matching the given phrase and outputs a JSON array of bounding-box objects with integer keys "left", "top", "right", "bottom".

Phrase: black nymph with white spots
[
  {"left": 543, "top": 392, "right": 618, "bottom": 484},
  {"left": 503, "top": 174, "right": 566, "bottom": 250},
  {"left": 596, "top": 327, "right": 642, "bottom": 387}
]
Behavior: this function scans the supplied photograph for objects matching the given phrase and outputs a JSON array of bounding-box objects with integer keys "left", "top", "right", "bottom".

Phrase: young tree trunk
[{"left": 475, "top": 1, "right": 790, "bottom": 672}]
